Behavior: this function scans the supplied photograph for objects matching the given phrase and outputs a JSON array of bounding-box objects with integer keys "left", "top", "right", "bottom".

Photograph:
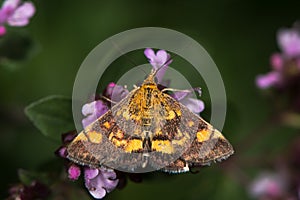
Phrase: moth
[{"left": 67, "top": 68, "right": 234, "bottom": 173}]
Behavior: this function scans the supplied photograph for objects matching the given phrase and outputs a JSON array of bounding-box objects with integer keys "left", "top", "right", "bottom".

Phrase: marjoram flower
[
  {"left": 256, "top": 22, "right": 300, "bottom": 89},
  {"left": 0, "top": 0, "right": 35, "bottom": 36}
]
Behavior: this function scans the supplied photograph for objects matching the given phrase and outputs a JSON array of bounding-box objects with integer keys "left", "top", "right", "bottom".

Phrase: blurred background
[{"left": 1, "top": 0, "right": 300, "bottom": 199}]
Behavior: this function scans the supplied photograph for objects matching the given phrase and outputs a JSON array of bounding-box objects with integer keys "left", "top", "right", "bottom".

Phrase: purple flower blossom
[
  {"left": 84, "top": 167, "right": 119, "bottom": 199},
  {"left": 0, "top": 0, "right": 35, "bottom": 36},
  {"left": 104, "top": 82, "right": 129, "bottom": 103},
  {"left": 68, "top": 164, "right": 81, "bottom": 181},
  {"left": 277, "top": 28, "right": 300, "bottom": 57},
  {"left": 270, "top": 53, "right": 284, "bottom": 71},
  {"left": 144, "top": 48, "right": 173, "bottom": 83},
  {"left": 81, "top": 83, "right": 129, "bottom": 128},
  {"left": 82, "top": 100, "right": 108, "bottom": 128},
  {"left": 256, "top": 22, "right": 300, "bottom": 90},
  {"left": 56, "top": 131, "right": 119, "bottom": 199},
  {"left": 144, "top": 48, "right": 204, "bottom": 114},
  {"left": 255, "top": 71, "right": 281, "bottom": 89},
  {"left": 172, "top": 88, "right": 205, "bottom": 114},
  {"left": 7, "top": 181, "right": 50, "bottom": 200},
  {"left": 249, "top": 172, "right": 286, "bottom": 199}
]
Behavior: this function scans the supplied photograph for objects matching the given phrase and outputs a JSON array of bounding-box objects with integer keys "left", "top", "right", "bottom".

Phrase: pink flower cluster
[
  {"left": 256, "top": 23, "right": 300, "bottom": 89},
  {"left": 0, "top": 0, "right": 35, "bottom": 36}
]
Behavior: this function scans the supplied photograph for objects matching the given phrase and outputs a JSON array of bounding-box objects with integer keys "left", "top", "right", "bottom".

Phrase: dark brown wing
[{"left": 158, "top": 94, "right": 234, "bottom": 173}]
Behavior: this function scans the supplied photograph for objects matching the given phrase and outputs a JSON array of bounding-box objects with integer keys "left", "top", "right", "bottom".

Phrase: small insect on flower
[{"left": 66, "top": 48, "right": 234, "bottom": 174}]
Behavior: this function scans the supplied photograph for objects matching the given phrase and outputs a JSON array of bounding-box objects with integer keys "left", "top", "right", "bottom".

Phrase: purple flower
[
  {"left": 277, "top": 28, "right": 300, "bottom": 57},
  {"left": 255, "top": 71, "right": 281, "bottom": 89},
  {"left": 7, "top": 181, "right": 50, "bottom": 200},
  {"left": 0, "top": 0, "right": 35, "bottom": 36},
  {"left": 81, "top": 82, "right": 129, "bottom": 128},
  {"left": 56, "top": 129, "right": 119, "bottom": 199},
  {"left": 84, "top": 167, "right": 119, "bottom": 199},
  {"left": 68, "top": 164, "right": 81, "bottom": 181},
  {"left": 144, "top": 48, "right": 173, "bottom": 83},
  {"left": 82, "top": 100, "right": 108, "bottom": 128},
  {"left": 249, "top": 172, "right": 286, "bottom": 199},
  {"left": 104, "top": 82, "right": 129, "bottom": 103},
  {"left": 172, "top": 88, "right": 205, "bottom": 114},
  {"left": 270, "top": 53, "right": 284, "bottom": 71},
  {"left": 144, "top": 48, "right": 205, "bottom": 113},
  {"left": 255, "top": 23, "right": 300, "bottom": 90}
]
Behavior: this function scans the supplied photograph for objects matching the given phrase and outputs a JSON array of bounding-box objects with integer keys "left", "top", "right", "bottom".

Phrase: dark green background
[{"left": 1, "top": 0, "right": 299, "bottom": 199}]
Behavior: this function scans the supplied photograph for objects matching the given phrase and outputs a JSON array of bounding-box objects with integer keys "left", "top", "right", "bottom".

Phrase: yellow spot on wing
[
  {"left": 124, "top": 139, "right": 143, "bottom": 152},
  {"left": 87, "top": 131, "right": 102, "bottom": 143},
  {"left": 73, "top": 132, "right": 88, "bottom": 142},
  {"left": 152, "top": 140, "right": 174, "bottom": 154},
  {"left": 111, "top": 138, "right": 127, "bottom": 147},
  {"left": 188, "top": 121, "right": 194, "bottom": 127},
  {"left": 166, "top": 110, "right": 175, "bottom": 120},
  {"left": 196, "top": 129, "right": 211, "bottom": 142},
  {"left": 103, "top": 122, "right": 110, "bottom": 129}
]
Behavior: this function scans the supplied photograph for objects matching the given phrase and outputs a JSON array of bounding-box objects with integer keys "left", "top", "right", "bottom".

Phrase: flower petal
[
  {"left": 0, "top": 26, "right": 6, "bottom": 36},
  {"left": 82, "top": 100, "right": 108, "bottom": 117},
  {"left": 172, "top": 90, "right": 191, "bottom": 101},
  {"left": 270, "top": 53, "right": 283, "bottom": 71},
  {"left": 277, "top": 29, "right": 300, "bottom": 57},
  {"left": 81, "top": 100, "right": 109, "bottom": 128},
  {"left": 55, "top": 146, "right": 67, "bottom": 158},
  {"left": 249, "top": 172, "right": 285, "bottom": 198},
  {"left": 7, "top": 2, "right": 35, "bottom": 26},
  {"left": 155, "top": 64, "right": 168, "bottom": 83},
  {"left": 110, "top": 84, "right": 129, "bottom": 103},
  {"left": 156, "top": 50, "right": 168, "bottom": 66},
  {"left": 144, "top": 48, "right": 155, "bottom": 61},
  {"left": 2, "top": 0, "right": 20, "bottom": 11},
  {"left": 104, "top": 82, "right": 116, "bottom": 98},
  {"left": 68, "top": 164, "right": 81, "bottom": 181},
  {"left": 82, "top": 114, "right": 97, "bottom": 128},
  {"left": 255, "top": 71, "right": 280, "bottom": 89},
  {"left": 84, "top": 168, "right": 99, "bottom": 180},
  {"left": 84, "top": 168, "right": 119, "bottom": 199},
  {"left": 181, "top": 98, "right": 205, "bottom": 114},
  {"left": 172, "top": 88, "right": 201, "bottom": 101}
]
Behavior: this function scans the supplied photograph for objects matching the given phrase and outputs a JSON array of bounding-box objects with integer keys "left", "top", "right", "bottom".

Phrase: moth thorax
[{"left": 142, "top": 84, "right": 158, "bottom": 109}]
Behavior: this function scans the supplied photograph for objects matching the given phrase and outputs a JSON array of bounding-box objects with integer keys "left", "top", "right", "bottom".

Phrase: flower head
[
  {"left": 144, "top": 48, "right": 173, "bottom": 83},
  {"left": 277, "top": 28, "right": 300, "bottom": 57},
  {"left": 172, "top": 88, "right": 204, "bottom": 114},
  {"left": 7, "top": 181, "right": 50, "bottom": 200},
  {"left": 0, "top": 0, "right": 35, "bottom": 36},
  {"left": 82, "top": 100, "right": 108, "bottom": 128},
  {"left": 249, "top": 172, "right": 286, "bottom": 199},
  {"left": 256, "top": 71, "right": 281, "bottom": 89},
  {"left": 144, "top": 48, "right": 205, "bottom": 114},
  {"left": 256, "top": 22, "right": 300, "bottom": 90},
  {"left": 84, "top": 167, "right": 119, "bottom": 199}
]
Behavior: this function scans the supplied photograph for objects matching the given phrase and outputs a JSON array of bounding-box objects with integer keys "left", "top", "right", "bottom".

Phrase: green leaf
[{"left": 25, "top": 95, "right": 75, "bottom": 142}]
